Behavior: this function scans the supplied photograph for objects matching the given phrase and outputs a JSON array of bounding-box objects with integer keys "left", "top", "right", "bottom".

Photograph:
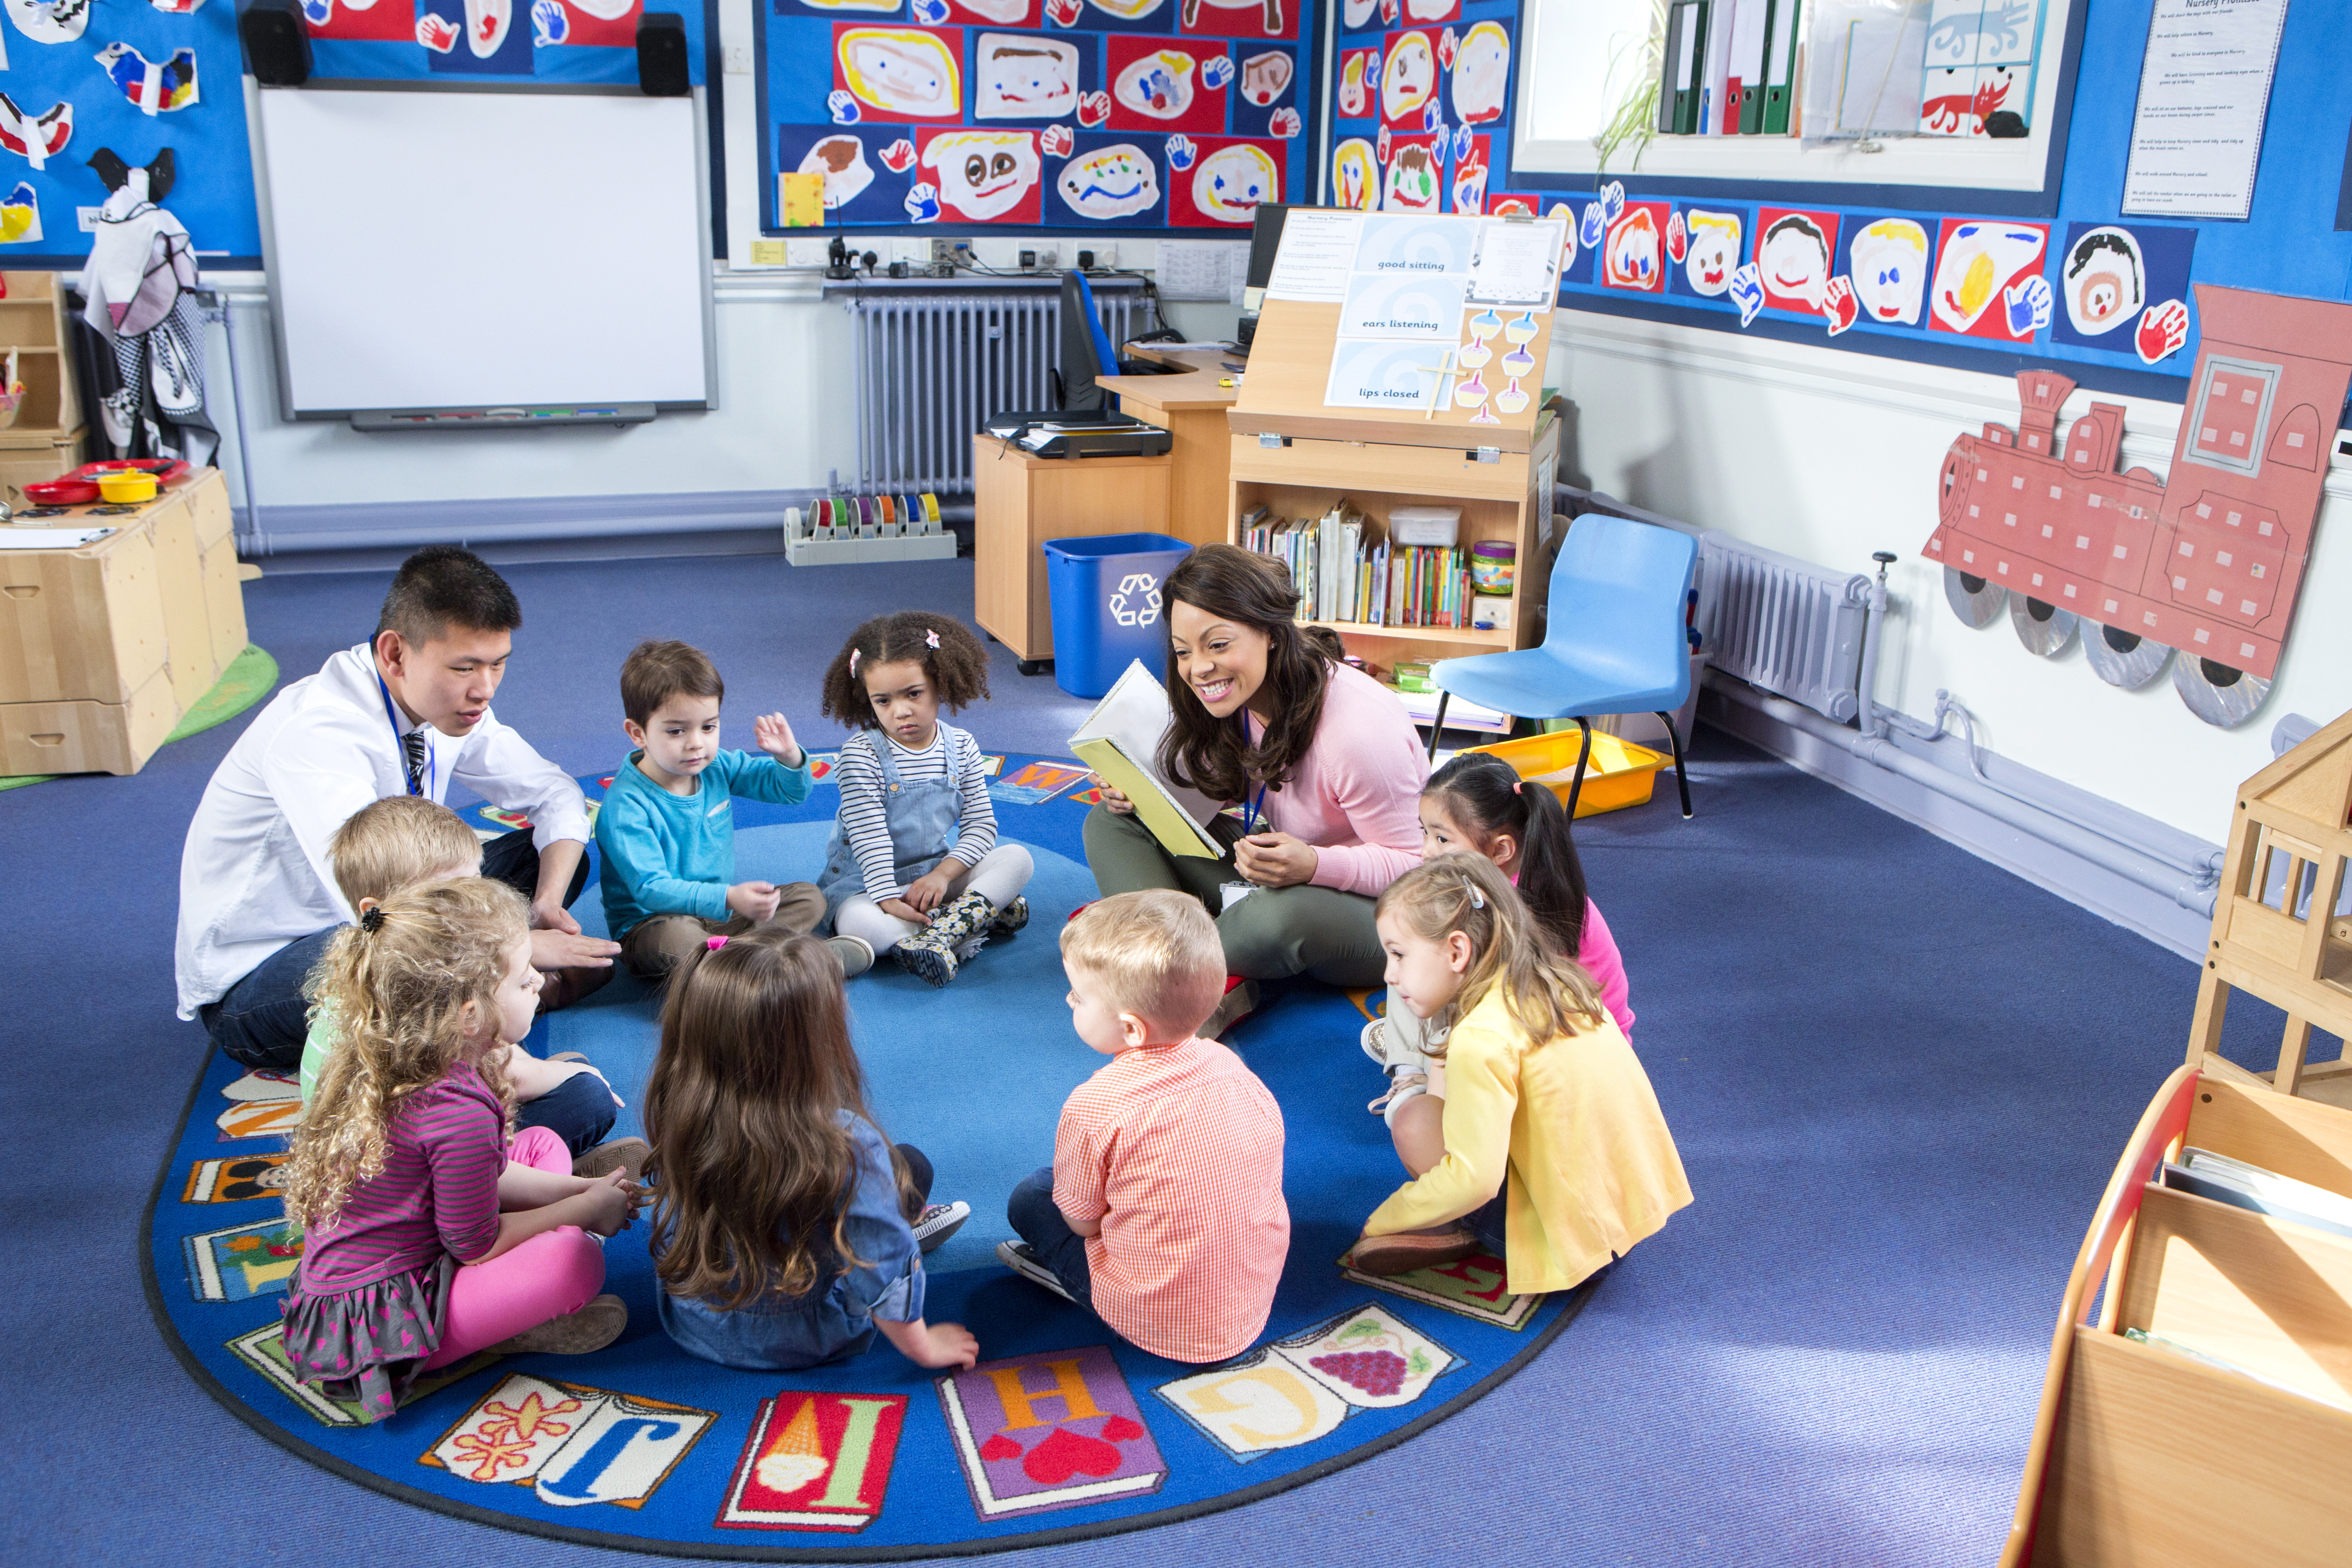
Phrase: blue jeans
[
  {"left": 512, "top": 1065, "right": 618, "bottom": 1159},
  {"left": 1006, "top": 1166, "right": 1096, "bottom": 1312},
  {"left": 199, "top": 828, "right": 590, "bottom": 1071}
]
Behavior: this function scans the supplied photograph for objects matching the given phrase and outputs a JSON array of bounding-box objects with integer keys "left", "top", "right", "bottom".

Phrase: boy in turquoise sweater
[{"left": 595, "top": 640, "right": 873, "bottom": 983}]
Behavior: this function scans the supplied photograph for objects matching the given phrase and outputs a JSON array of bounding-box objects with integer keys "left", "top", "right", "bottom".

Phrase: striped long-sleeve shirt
[
  {"left": 834, "top": 722, "right": 998, "bottom": 901},
  {"left": 294, "top": 1064, "right": 505, "bottom": 1294}
]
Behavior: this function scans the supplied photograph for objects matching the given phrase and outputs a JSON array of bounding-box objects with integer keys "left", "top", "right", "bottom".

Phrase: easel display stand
[
  {"left": 2185, "top": 706, "right": 2352, "bottom": 1101},
  {"left": 1224, "top": 269, "right": 1561, "bottom": 678}
]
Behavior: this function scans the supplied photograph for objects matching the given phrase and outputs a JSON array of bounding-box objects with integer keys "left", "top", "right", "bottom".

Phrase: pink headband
[
  {"left": 706, "top": 935, "right": 729, "bottom": 951},
  {"left": 848, "top": 649, "right": 860, "bottom": 676}
]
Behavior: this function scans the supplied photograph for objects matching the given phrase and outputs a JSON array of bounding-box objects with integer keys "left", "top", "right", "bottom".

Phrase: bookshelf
[
  {"left": 1224, "top": 289, "right": 1563, "bottom": 681},
  {"left": 0, "top": 271, "right": 87, "bottom": 495}
]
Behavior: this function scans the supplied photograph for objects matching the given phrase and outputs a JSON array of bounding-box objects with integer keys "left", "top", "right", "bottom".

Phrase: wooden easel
[
  {"left": 2185, "top": 706, "right": 2352, "bottom": 1101},
  {"left": 1224, "top": 224, "right": 1564, "bottom": 675}
]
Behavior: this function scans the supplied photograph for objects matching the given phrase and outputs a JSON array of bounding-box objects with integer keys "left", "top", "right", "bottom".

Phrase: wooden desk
[
  {"left": 972, "top": 435, "right": 1170, "bottom": 672},
  {"left": 1098, "top": 346, "right": 1239, "bottom": 552}
]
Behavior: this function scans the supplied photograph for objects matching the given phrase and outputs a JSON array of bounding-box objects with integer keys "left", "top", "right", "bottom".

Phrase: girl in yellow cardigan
[{"left": 1350, "top": 854, "right": 1691, "bottom": 1290}]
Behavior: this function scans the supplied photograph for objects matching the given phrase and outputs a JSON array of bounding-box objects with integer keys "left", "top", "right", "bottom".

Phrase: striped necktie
[{"left": 402, "top": 728, "right": 428, "bottom": 797}]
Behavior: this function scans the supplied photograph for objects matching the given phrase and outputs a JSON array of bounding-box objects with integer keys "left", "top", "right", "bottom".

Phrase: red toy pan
[
  {"left": 22, "top": 478, "right": 99, "bottom": 505},
  {"left": 73, "top": 458, "right": 191, "bottom": 484}
]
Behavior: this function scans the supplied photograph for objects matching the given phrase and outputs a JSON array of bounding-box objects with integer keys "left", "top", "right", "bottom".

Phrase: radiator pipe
[{"left": 1713, "top": 677, "right": 2220, "bottom": 916}]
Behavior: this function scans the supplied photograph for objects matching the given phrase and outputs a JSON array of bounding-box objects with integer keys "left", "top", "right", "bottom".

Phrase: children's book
[
  {"left": 989, "top": 760, "right": 1092, "bottom": 807},
  {"left": 1068, "top": 661, "right": 1223, "bottom": 860},
  {"left": 2161, "top": 1148, "right": 2352, "bottom": 1243}
]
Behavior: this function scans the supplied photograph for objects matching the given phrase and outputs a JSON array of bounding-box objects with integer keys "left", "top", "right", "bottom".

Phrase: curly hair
[
  {"left": 643, "top": 929, "right": 918, "bottom": 1311},
  {"left": 818, "top": 612, "right": 992, "bottom": 730},
  {"left": 1375, "top": 853, "right": 1603, "bottom": 1049},
  {"left": 280, "top": 878, "right": 528, "bottom": 1233},
  {"left": 1157, "top": 544, "right": 1346, "bottom": 804}
]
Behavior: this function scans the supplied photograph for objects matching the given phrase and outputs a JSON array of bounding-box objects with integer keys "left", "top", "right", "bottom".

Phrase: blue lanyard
[
  {"left": 377, "top": 672, "right": 435, "bottom": 799},
  {"left": 1244, "top": 782, "right": 1267, "bottom": 838}
]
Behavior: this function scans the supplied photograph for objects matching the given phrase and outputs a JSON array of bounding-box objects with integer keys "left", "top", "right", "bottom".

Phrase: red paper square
[
  {"left": 304, "top": 0, "right": 415, "bottom": 43},
  {"left": 1169, "top": 137, "right": 1284, "bottom": 226},
  {"left": 1601, "top": 201, "right": 1671, "bottom": 292},
  {"left": 1926, "top": 217, "right": 2051, "bottom": 340},
  {"left": 1378, "top": 29, "right": 1440, "bottom": 129},
  {"left": 558, "top": 0, "right": 642, "bottom": 49},
  {"left": 1106, "top": 35, "right": 1230, "bottom": 133},
  {"left": 917, "top": 127, "right": 1045, "bottom": 223},
  {"left": 1178, "top": 0, "right": 1292, "bottom": 40}
]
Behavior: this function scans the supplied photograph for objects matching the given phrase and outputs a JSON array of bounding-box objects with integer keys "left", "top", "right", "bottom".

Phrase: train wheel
[
  {"left": 2172, "top": 655, "right": 2270, "bottom": 728},
  {"left": 2009, "top": 594, "right": 2078, "bottom": 657},
  {"left": 2082, "top": 622, "right": 2172, "bottom": 689},
  {"left": 1944, "top": 567, "right": 2006, "bottom": 628}
]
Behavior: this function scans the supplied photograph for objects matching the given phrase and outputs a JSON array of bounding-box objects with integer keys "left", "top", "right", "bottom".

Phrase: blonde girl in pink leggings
[{"left": 278, "top": 877, "right": 640, "bottom": 1422}]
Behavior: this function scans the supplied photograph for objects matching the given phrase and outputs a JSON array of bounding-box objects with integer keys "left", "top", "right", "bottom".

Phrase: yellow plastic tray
[{"left": 1464, "top": 728, "right": 1671, "bottom": 818}]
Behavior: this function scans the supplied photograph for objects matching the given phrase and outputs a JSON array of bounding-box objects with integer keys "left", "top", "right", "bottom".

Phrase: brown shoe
[
  {"left": 488, "top": 1294, "right": 627, "bottom": 1355},
  {"left": 573, "top": 1137, "right": 650, "bottom": 1181},
  {"left": 536, "top": 963, "right": 615, "bottom": 1015},
  {"left": 1349, "top": 1227, "right": 1481, "bottom": 1277}
]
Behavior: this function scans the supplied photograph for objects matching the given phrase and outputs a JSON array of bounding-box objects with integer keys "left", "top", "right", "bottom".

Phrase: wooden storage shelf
[{"left": 0, "top": 271, "right": 78, "bottom": 441}]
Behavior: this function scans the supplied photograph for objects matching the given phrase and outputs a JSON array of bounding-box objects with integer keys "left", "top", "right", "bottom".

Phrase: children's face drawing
[
  {"left": 1333, "top": 139, "right": 1377, "bottom": 210},
  {"left": 861, "top": 657, "right": 942, "bottom": 749},
  {"left": 1058, "top": 144, "right": 1159, "bottom": 219},
  {"left": 1682, "top": 211, "right": 1740, "bottom": 296},
  {"left": 977, "top": 37, "right": 1078, "bottom": 118},
  {"left": 1931, "top": 220, "right": 2044, "bottom": 331},
  {"left": 1240, "top": 50, "right": 1292, "bottom": 106},
  {"left": 1450, "top": 22, "right": 1509, "bottom": 123},
  {"left": 1761, "top": 216, "right": 1830, "bottom": 310},
  {"left": 1851, "top": 219, "right": 1928, "bottom": 323},
  {"left": 1193, "top": 143, "right": 1278, "bottom": 222},
  {"left": 841, "top": 30, "right": 960, "bottom": 117},
  {"left": 923, "top": 131, "right": 1039, "bottom": 220},
  {"left": 799, "top": 135, "right": 876, "bottom": 209},
  {"left": 1384, "top": 145, "right": 1436, "bottom": 211},
  {"left": 1605, "top": 208, "right": 1660, "bottom": 287},
  {"left": 2063, "top": 226, "right": 2143, "bottom": 338},
  {"left": 1382, "top": 33, "right": 1433, "bottom": 122},
  {"left": 1114, "top": 49, "right": 1196, "bottom": 118},
  {"left": 1451, "top": 155, "right": 1486, "bottom": 215}
]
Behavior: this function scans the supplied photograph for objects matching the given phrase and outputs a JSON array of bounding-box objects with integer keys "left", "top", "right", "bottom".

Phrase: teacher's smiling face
[{"left": 1169, "top": 598, "right": 1273, "bottom": 721}]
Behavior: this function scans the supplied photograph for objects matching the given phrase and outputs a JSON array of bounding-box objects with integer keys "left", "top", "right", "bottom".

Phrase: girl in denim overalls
[{"left": 816, "top": 614, "right": 1034, "bottom": 987}]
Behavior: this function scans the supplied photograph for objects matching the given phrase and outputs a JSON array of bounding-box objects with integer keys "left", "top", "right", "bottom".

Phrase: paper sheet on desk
[
  {"left": 0, "top": 526, "right": 116, "bottom": 549},
  {"left": 1069, "top": 660, "right": 1224, "bottom": 858}
]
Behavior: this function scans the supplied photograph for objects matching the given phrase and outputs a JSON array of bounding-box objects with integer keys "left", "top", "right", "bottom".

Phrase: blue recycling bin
[{"left": 1042, "top": 533, "right": 1194, "bottom": 699}]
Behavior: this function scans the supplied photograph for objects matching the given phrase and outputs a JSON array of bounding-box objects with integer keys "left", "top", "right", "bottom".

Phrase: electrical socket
[
  {"left": 930, "top": 238, "right": 957, "bottom": 264},
  {"left": 1087, "top": 243, "right": 1116, "bottom": 270},
  {"left": 1028, "top": 246, "right": 1058, "bottom": 272}
]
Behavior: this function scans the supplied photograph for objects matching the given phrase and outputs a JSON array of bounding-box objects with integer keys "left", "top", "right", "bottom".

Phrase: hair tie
[
  {"left": 706, "top": 935, "right": 729, "bottom": 951},
  {"left": 848, "top": 648, "right": 860, "bottom": 676},
  {"left": 1512, "top": 779, "right": 1523, "bottom": 795},
  {"left": 925, "top": 628, "right": 941, "bottom": 650},
  {"left": 359, "top": 906, "right": 386, "bottom": 933}
]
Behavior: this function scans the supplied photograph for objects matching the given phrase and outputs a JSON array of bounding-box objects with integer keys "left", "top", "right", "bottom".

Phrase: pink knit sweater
[
  {"left": 1249, "top": 661, "right": 1429, "bottom": 899},
  {"left": 1578, "top": 899, "right": 1636, "bottom": 1039}
]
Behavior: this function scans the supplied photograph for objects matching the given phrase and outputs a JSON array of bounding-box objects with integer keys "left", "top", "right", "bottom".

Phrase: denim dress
[
  {"left": 656, "top": 1113, "right": 925, "bottom": 1371},
  {"left": 817, "top": 730, "right": 969, "bottom": 925}
]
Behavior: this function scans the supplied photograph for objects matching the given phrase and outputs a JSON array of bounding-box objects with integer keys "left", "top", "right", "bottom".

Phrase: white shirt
[{"left": 173, "top": 642, "right": 590, "bottom": 1018}]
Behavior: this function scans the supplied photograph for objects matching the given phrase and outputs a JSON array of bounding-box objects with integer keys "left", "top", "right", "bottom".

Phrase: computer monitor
[{"left": 1235, "top": 202, "right": 1289, "bottom": 353}]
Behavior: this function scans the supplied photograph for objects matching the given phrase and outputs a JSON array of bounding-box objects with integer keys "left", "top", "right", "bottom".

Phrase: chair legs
[
  {"left": 1566, "top": 716, "right": 1592, "bottom": 818},
  {"left": 1425, "top": 691, "right": 1450, "bottom": 761},
  {"left": 1656, "top": 711, "right": 1694, "bottom": 818}
]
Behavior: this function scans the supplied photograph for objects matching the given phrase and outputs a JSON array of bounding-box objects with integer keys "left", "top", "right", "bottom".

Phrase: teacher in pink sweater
[{"left": 1085, "top": 545, "right": 1428, "bottom": 1016}]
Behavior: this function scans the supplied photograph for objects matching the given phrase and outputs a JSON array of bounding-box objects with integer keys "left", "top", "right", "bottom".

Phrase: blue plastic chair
[{"left": 1426, "top": 513, "right": 1699, "bottom": 819}]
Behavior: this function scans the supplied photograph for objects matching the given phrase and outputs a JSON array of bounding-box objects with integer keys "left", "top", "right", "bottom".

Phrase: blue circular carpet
[{"left": 143, "top": 758, "right": 1593, "bottom": 1557}]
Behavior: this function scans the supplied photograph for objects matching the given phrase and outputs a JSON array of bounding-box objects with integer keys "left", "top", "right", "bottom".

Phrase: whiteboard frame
[{"left": 247, "top": 78, "right": 719, "bottom": 423}]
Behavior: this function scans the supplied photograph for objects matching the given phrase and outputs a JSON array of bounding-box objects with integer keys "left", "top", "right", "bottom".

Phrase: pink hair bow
[
  {"left": 925, "top": 628, "right": 941, "bottom": 649},
  {"left": 706, "top": 935, "right": 730, "bottom": 951}
]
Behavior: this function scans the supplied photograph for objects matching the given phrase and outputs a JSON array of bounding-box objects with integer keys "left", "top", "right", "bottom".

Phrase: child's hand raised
[
  {"left": 728, "top": 881, "right": 784, "bottom": 922},
  {"left": 753, "top": 712, "right": 804, "bottom": 769}
]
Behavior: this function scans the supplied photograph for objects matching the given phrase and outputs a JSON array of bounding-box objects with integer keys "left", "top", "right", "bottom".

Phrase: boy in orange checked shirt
[{"left": 1000, "top": 891, "right": 1290, "bottom": 1364}]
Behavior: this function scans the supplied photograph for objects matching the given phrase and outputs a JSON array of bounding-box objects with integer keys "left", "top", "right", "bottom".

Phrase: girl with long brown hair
[
  {"left": 1350, "top": 855, "right": 1691, "bottom": 1290},
  {"left": 643, "top": 929, "right": 978, "bottom": 1370},
  {"left": 1083, "top": 544, "right": 1428, "bottom": 1031},
  {"left": 279, "top": 879, "right": 636, "bottom": 1421}
]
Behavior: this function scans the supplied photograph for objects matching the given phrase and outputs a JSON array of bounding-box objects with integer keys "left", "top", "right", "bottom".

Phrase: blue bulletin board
[
  {"left": 758, "top": 0, "right": 1325, "bottom": 235},
  {"left": 0, "top": 0, "right": 712, "bottom": 269},
  {"left": 1319, "top": 0, "right": 2352, "bottom": 414}
]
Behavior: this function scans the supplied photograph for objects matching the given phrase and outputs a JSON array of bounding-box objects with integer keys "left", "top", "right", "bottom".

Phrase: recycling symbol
[{"left": 1108, "top": 571, "right": 1163, "bottom": 628}]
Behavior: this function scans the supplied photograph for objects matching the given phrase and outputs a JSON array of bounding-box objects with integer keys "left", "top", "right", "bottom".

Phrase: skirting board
[{"left": 1699, "top": 683, "right": 2219, "bottom": 961}]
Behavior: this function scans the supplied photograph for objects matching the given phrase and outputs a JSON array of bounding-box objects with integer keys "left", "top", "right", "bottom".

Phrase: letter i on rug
[{"left": 716, "top": 1392, "right": 909, "bottom": 1532}]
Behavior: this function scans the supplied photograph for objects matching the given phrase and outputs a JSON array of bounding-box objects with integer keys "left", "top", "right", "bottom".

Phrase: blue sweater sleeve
[
  {"left": 595, "top": 787, "right": 731, "bottom": 924},
  {"left": 711, "top": 749, "right": 813, "bottom": 807}
]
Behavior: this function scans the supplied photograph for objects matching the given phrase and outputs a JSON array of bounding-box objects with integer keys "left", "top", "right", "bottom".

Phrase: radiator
[
  {"left": 844, "top": 287, "right": 1145, "bottom": 495},
  {"left": 1555, "top": 488, "right": 1868, "bottom": 724},
  {"left": 1694, "top": 530, "right": 1870, "bottom": 724}
]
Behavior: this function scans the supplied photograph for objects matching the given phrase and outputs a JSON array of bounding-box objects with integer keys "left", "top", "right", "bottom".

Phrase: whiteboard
[{"left": 254, "top": 85, "right": 713, "bottom": 416}]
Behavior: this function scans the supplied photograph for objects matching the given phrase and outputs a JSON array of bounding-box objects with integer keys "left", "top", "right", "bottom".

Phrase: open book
[{"left": 1069, "top": 659, "right": 1224, "bottom": 860}]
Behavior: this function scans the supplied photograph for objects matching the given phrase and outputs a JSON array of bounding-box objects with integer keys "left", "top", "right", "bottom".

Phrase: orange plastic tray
[{"left": 1464, "top": 729, "right": 1670, "bottom": 818}]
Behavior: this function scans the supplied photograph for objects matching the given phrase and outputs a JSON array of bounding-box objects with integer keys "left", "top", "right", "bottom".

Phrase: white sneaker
[
  {"left": 996, "top": 1240, "right": 1075, "bottom": 1302},
  {"left": 1360, "top": 1016, "right": 1387, "bottom": 1066},
  {"left": 826, "top": 934, "right": 875, "bottom": 978},
  {"left": 913, "top": 1200, "right": 969, "bottom": 1254}
]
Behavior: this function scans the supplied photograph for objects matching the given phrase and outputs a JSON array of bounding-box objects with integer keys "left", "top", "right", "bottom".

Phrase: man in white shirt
[{"left": 175, "top": 546, "right": 620, "bottom": 1068}]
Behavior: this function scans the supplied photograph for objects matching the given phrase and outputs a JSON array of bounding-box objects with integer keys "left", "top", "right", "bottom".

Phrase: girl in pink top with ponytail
[{"left": 1365, "top": 752, "right": 1637, "bottom": 1168}]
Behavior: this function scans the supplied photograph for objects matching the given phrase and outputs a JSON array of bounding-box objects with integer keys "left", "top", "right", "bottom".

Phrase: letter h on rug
[{"left": 938, "top": 1346, "right": 1167, "bottom": 1519}]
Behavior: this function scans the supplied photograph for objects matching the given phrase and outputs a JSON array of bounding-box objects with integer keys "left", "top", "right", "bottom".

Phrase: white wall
[{"left": 1547, "top": 311, "right": 2352, "bottom": 846}]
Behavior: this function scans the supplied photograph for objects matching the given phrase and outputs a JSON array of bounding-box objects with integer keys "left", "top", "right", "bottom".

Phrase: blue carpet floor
[{"left": 0, "top": 550, "right": 2314, "bottom": 1566}]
